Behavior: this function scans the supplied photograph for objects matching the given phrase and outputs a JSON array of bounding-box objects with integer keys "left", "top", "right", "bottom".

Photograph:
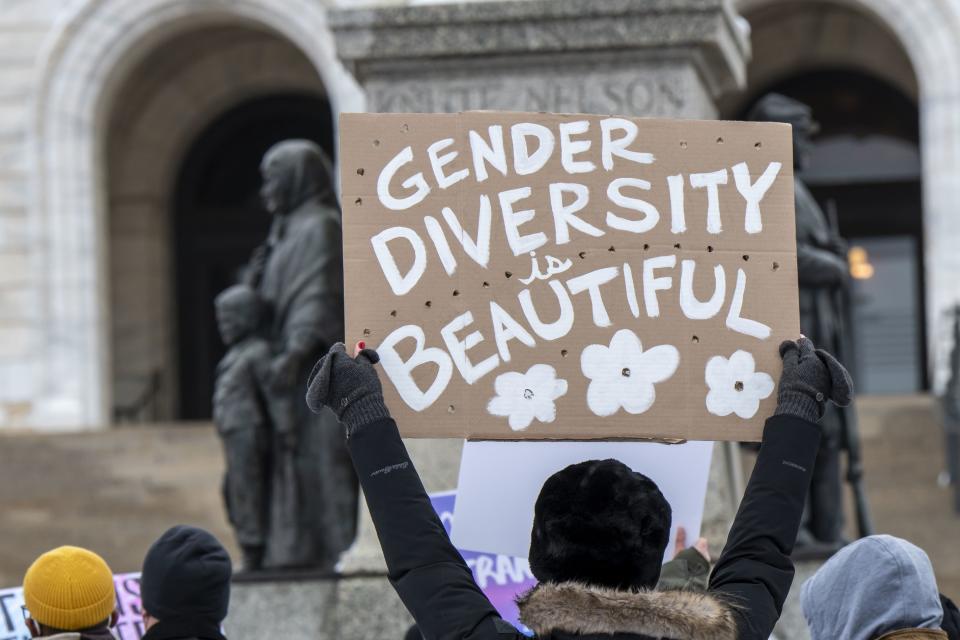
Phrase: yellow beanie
[{"left": 23, "top": 546, "right": 116, "bottom": 631}]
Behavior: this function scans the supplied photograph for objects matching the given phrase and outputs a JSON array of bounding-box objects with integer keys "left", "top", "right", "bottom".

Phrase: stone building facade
[{"left": 0, "top": 0, "right": 957, "bottom": 430}]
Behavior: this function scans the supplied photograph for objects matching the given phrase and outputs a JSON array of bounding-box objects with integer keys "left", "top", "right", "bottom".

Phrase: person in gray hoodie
[{"left": 801, "top": 535, "right": 946, "bottom": 640}]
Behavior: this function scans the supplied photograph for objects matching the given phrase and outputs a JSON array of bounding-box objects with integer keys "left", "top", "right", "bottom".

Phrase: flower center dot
[
  {"left": 734, "top": 381, "right": 744, "bottom": 391},
  {"left": 523, "top": 388, "right": 535, "bottom": 399},
  {"left": 621, "top": 368, "right": 631, "bottom": 377}
]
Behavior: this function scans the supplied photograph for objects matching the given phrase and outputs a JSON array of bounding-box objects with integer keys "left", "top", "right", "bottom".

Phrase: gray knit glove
[
  {"left": 305, "top": 343, "right": 389, "bottom": 435},
  {"left": 776, "top": 337, "right": 853, "bottom": 423}
]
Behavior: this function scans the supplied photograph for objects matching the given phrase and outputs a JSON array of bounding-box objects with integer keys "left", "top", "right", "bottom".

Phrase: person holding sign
[{"left": 306, "top": 337, "right": 853, "bottom": 640}]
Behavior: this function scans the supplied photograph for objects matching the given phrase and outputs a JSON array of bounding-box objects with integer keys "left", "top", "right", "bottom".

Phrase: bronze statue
[
  {"left": 213, "top": 284, "right": 275, "bottom": 569},
  {"left": 214, "top": 139, "right": 357, "bottom": 571},
  {"left": 943, "top": 306, "right": 960, "bottom": 513},
  {"left": 750, "top": 94, "right": 871, "bottom": 551}
]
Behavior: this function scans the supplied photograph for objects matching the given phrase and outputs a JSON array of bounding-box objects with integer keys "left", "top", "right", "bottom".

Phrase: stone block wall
[
  {"left": 0, "top": 0, "right": 365, "bottom": 430},
  {"left": 0, "top": 1, "right": 63, "bottom": 428}
]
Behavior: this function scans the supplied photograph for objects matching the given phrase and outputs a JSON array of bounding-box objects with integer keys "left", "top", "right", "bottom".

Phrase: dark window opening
[
  {"left": 173, "top": 93, "right": 334, "bottom": 419},
  {"left": 741, "top": 69, "right": 926, "bottom": 392}
]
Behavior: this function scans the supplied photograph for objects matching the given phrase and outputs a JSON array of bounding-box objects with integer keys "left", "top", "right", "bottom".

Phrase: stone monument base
[
  {"left": 227, "top": 571, "right": 411, "bottom": 640},
  {"left": 224, "top": 557, "right": 820, "bottom": 640},
  {"left": 773, "top": 560, "right": 822, "bottom": 640}
]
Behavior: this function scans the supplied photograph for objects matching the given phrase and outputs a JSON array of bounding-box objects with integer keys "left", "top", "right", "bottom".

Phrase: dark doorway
[
  {"left": 740, "top": 70, "right": 926, "bottom": 392},
  {"left": 174, "top": 92, "right": 334, "bottom": 420}
]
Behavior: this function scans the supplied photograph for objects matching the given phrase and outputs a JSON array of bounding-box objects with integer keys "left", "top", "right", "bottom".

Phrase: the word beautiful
[{"left": 370, "top": 117, "right": 783, "bottom": 415}]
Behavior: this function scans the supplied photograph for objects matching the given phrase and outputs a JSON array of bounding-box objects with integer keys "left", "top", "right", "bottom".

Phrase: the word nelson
[{"left": 368, "top": 117, "right": 783, "bottom": 411}]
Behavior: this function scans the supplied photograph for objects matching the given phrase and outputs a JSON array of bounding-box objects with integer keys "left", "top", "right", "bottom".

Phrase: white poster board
[{"left": 451, "top": 440, "right": 714, "bottom": 559}]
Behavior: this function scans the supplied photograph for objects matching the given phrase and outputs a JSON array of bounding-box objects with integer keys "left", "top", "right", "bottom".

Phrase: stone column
[{"left": 328, "top": 2, "right": 750, "bottom": 637}]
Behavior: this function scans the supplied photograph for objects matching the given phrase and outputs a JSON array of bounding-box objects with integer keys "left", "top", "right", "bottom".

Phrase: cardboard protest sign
[
  {"left": 340, "top": 112, "right": 798, "bottom": 441},
  {"left": 450, "top": 440, "right": 713, "bottom": 559},
  {"left": 430, "top": 491, "right": 536, "bottom": 635},
  {"left": 0, "top": 573, "right": 143, "bottom": 640}
]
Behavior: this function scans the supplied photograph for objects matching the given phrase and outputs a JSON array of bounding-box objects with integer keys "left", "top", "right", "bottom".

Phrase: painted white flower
[
  {"left": 580, "top": 329, "right": 680, "bottom": 417},
  {"left": 705, "top": 350, "right": 775, "bottom": 419},
  {"left": 487, "top": 364, "right": 568, "bottom": 431}
]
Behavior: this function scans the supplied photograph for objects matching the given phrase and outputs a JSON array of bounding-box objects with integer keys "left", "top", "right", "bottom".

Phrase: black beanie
[
  {"left": 528, "top": 459, "right": 671, "bottom": 590},
  {"left": 141, "top": 525, "right": 232, "bottom": 623}
]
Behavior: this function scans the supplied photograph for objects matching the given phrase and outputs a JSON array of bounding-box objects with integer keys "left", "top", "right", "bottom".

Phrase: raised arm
[
  {"left": 305, "top": 343, "right": 521, "bottom": 640},
  {"left": 709, "top": 338, "right": 853, "bottom": 640}
]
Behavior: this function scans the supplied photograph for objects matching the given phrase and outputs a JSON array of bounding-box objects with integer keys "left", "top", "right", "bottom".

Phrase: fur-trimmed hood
[{"left": 518, "top": 582, "right": 737, "bottom": 640}]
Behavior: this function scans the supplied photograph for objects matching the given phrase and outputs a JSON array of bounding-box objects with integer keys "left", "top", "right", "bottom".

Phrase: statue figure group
[
  {"left": 751, "top": 94, "right": 870, "bottom": 551},
  {"left": 213, "top": 140, "right": 358, "bottom": 571}
]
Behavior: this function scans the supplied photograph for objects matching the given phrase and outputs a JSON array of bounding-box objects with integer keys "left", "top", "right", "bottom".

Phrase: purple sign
[{"left": 430, "top": 491, "right": 536, "bottom": 635}]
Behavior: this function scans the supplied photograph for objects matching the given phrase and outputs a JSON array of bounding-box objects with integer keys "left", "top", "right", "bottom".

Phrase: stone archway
[
  {"left": 106, "top": 25, "right": 330, "bottom": 422},
  {"left": 733, "top": 0, "right": 960, "bottom": 389},
  {"left": 29, "top": 0, "right": 363, "bottom": 428},
  {"left": 725, "top": 1, "right": 917, "bottom": 111}
]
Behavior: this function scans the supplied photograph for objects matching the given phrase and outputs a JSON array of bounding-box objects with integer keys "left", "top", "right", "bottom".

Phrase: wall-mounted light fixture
[{"left": 849, "top": 246, "right": 875, "bottom": 280}]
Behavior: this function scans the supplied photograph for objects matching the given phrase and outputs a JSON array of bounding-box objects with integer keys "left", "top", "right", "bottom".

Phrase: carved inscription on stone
[{"left": 368, "top": 72, "right": 688, "bottom": 116}]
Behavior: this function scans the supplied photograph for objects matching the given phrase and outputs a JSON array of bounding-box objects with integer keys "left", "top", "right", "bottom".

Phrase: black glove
[
  {"left": 775, "top": 337, "right": 853, "bottom": 423},
  {"left": 305, "top": 342, "right": 389, "bottom": 435}
]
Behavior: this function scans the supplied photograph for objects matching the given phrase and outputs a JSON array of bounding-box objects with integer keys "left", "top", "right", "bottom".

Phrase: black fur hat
[{"left": 528, "top": 459, "right": 671, "bottom": 590}]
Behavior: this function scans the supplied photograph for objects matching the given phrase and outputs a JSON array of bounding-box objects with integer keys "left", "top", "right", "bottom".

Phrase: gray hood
[{"left": 801, "top": 535, "right": 943, "bottom": 640}]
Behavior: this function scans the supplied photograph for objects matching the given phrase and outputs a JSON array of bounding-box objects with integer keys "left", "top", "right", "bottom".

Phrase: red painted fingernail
[{"left": 357, "top": 341, "right": 366, "bottom": 350}]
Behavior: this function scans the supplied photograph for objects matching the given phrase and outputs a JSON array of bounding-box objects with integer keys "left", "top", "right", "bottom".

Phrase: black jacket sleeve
[
  {"left": 347, "top": 418, "right": 524, "bottom": 640},
  {"left": 708, "top": 414, "right": 821, "bottom": 640}
]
